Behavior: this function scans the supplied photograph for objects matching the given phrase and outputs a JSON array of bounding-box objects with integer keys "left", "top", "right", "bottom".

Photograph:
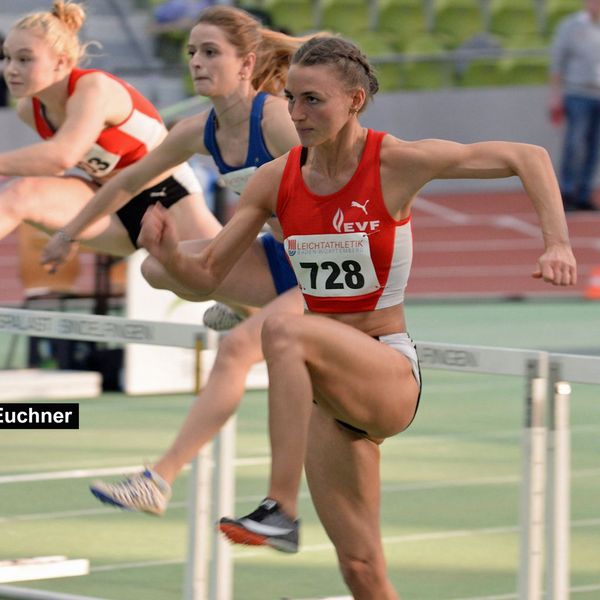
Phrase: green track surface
[{"left": 1, "top": 300, "right": 598, "bottom": 599}]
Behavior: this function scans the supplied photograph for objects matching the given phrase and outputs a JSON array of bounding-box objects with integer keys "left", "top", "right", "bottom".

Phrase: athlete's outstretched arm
[
  {"left": 0, "top": 74, "right": 119, "bottom": 176},
  {"left": 384, "top": 138, "right": 577, "bottom": 287}
]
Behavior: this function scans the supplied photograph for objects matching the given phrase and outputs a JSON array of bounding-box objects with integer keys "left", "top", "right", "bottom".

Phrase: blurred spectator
[
  {"left": 153, "top": 0, "right": 211, "bottom": 25},
  {"left": 549, "top": 0, "right": 600, "bottom": 211},
  {"left": 0, "top": 32, "right": 9, "bottom": 107}
]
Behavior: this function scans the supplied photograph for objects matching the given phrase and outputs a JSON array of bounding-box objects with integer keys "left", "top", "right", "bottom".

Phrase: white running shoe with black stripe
[
  {"left": 202, "top": 303, "right": 244, "bottom": 331},
  {"left": 89, "top": 469, "right": 171, "bottom": 516},
  {"left": 219, "top": 497, "right": 299, "bottom": 553}
]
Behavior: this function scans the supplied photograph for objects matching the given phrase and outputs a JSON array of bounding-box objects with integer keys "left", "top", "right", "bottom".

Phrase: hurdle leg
[
  {"left": 518, "top": 353, "right": 548, "bottom": 600},
  {"left": 184, "top": 446, "right": 213, "bottom": 600},
  {"left": 185, "top": 334, "right": 212, "bottom": 600},
  {"left": 208, "top": 416, "right": 236, "bottom": 600},
  {"left": 546, "top": 363, "right": 571, "bottom": 600}
]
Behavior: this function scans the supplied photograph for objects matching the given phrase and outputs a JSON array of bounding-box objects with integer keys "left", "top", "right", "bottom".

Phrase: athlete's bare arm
[
  {"left": 381, "top": 136, "right": 576, "bottom": 286},
  {"left": 1, "top": 74, "right": 122, "bottom": 176}
]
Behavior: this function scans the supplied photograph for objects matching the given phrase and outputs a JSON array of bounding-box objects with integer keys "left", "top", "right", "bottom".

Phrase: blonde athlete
[
  {"left": 137, "top": 36, "right": 577, "bottom": 600},
  {"left": 84, "top": 6, "right": 309, "bottom": 514},
  {"left": 0, "top": 1, "right": 216, "bottom": 262}
]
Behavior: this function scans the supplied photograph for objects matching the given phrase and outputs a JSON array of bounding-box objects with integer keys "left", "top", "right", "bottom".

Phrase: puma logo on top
[{"left": 351, "top": 199, "right": 370, "bottom": 215}]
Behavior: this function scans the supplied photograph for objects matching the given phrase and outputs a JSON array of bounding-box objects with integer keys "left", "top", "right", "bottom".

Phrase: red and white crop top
[
  {"left": 276, "top": 129, "right": 412, "bottom": 313},
  {"left": 32, "top": 68, "right": 166, "bottom": 179}
]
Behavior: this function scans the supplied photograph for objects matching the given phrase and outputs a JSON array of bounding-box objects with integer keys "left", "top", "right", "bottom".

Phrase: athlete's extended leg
[
  {"left": 0, "top": 175, "right": 135, "bottom": 254},
  {"left": 89, "top": 288, "right": 303, "bottom": 514},
  {"left": 152, "top": 288, "right": 302, "bottom": 484},
  {"left": 305, "top": 407, "right": 399, "bottom": 600},
  {"left": 218, "top": 312, "right": 419, "bottom": 551},
  {"left": 263, "top": 313, "right": 418, "bottom": 518}
]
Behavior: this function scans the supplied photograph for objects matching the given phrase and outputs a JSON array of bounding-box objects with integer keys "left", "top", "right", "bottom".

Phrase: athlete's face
[
  {"left": 285, "top": 64, "right": 360, "bottom": 146},
  {"left": 3, "top": 28, "right": 63, "bottom": 98},
  {"left": 187, "top": 24, "right": 252, "bottom": 97}
]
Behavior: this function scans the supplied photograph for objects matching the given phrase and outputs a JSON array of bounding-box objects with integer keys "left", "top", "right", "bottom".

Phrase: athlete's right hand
[{"left": 138, "top": 202, "right": 180, "bottom": 269}]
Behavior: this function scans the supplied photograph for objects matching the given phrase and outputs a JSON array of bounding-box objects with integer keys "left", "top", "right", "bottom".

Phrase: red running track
[
  {"left": 409, "top": 190, "right": 600, "bottom": 299},
  {"left": 0, "top": 189, "right": 599, "bottom": 305}
]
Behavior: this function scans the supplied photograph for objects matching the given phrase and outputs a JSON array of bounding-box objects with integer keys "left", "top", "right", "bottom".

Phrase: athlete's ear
[
  {"left": 239, "top": 52, "right": 256, "bottom": 82},
  {"left": 55, "top": 52, "right": 72, "bottom": 72},
  {"left": 349, "top": 87, "right": 366, "bottom": 114}
]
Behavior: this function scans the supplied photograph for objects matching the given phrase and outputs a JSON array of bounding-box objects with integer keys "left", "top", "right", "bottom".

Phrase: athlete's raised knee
[{"left": 0, "top": 177, "right": 42, "bottom": 221}]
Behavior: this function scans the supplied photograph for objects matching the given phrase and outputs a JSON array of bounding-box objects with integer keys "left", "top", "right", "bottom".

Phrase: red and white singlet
[
  {"left": 32, "top": 68, "right": 166, "bottom": 179},
  {"left": 277, "top": 129, "right": 412, "bottom": 313}
]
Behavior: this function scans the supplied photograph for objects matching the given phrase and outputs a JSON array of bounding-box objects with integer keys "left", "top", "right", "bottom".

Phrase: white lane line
[
  {"left": 0, "top": 456, "right": 271, "bottom": 485},
  {"left": 410, "top": 264, "right": 594, "bottom": 277},
  {"left": 88, "top": 518, "right": 600, "bottom": 572},
  {"left": 416, "top": 197, "right": 540, "bottom": 238},
  {"left": 3, "top": 470, "right": 598, "bottom": 524},
  {"left": 450, "top": 582, "right": 600, "bottom": 599},
  {"left": 416, "top": 197, "right": 472, "bottom": 225},
  {"left": 416, "top": 237, "right": 600, "bottom": 252}
]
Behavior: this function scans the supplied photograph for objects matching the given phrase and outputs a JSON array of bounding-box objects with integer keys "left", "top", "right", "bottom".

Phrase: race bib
[
  {"left": 220, "top": 166, "right": 257, "bottom": 195},
  {"left": 78, "top": 144, "right": 121, "bottom": 177},
  {"left": 285, "top": 233, "right": 380, "bottom": 297}
]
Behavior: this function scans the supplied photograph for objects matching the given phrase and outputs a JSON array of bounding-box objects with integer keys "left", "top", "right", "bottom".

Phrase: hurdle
[
  {"left": 2, "top": 307, "right": 600, "bottom": 599},
  {"left": 416, "top": 342, "right": 600, "bottom": 600},
  {"left": 0, "top": 307, "right": 230, "bottom": 600}
]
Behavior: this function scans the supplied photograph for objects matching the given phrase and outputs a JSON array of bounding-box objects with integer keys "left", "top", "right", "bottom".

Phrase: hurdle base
[
  {"left": 0, "top": 556, "right": 90, "bottom": 583},
  {"left": 0, "top": 369, "right": 101, "bottom": 401}
]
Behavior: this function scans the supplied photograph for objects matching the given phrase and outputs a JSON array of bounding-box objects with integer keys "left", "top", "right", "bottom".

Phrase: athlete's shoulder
[
  {"left": 167, "top": 109, "right": 211, "bottom": 154},
  {"left": 256, "top": 151, "right": 289, "bottom": 179},
  {"left": 380, "top": 133, "right": 434, "bottom": 164}
]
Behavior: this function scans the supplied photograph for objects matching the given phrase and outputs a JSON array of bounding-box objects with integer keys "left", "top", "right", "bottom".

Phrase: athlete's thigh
[
  {"left": 297, "top": 315, "right": 419, "bottom": 435},
  {"left": 177, "top": 237, "right": 281, "bottom": 307},
  {"left": 166, "top": 192, "right": 222, "bottom": 241},
  {"left": 305, "top": 406, "right": 386, "bottom": 564},
  {"left": 14, "top": 175, "right": 134, "bottom": 253}
]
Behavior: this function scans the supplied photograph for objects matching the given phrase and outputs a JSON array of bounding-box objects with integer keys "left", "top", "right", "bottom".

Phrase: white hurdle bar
[
  {"left": 0, "top": 307, "right": 230, "bottom": 600},
  {"left": 2, "top": 308, "right": 600, "bottom": 600}
]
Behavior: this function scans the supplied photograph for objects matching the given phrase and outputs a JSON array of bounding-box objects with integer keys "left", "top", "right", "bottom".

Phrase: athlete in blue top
[
  {"left": 63, "top": 5, "right": 308, "bottom": 515},
  {"left": 203, "top": 90, "right": 296, "bottom": 297}
]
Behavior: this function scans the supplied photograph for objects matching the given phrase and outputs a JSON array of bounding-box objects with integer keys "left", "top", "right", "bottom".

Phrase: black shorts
[{"left": 116, "top": 173, "right": 195, "bottom": 247}]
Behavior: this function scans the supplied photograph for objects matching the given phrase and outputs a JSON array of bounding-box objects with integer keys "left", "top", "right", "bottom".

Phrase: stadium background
[
  {"left": 1, "top": 0, "right": 599, "bottom": 303},
  {"left": 0, "top": 2, "right": 599, "bottom": 600}
]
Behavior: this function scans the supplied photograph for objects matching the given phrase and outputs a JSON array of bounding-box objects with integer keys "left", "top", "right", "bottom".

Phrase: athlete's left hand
[
  {"left": 41, "top": 232, "right": 79, "bottom": 273},
  {"left": 532, "top": 243, "right": 577, "bottom": 286}
]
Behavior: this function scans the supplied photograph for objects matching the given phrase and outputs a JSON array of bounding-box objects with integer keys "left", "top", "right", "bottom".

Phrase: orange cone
[{"left": 585, "top": 267, "right": 600, "bottom": 299}]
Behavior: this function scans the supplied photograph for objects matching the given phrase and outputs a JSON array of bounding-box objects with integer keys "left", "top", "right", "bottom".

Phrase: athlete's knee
[
  {"left": 338, "top": 553, "right": 387, "bottom": 595},
  {"left": 214, "top": 325, "right": 261, "bottom": 369},
  {"left": 261, "top": 313, "right": 303, "bottom": 358},
  {"left": 0, "top": 178, "right": 41, "bottom": 220}
]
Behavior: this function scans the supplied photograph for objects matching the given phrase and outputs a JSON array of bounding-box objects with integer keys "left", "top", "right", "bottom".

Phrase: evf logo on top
[{"left": 332, "top": 202, "right": 380, "bottom": 233}]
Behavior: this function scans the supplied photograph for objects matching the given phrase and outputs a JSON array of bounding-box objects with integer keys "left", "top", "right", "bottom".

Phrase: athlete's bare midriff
[{"left": 307, "top": 303, "right": 407, "bottom": 337}]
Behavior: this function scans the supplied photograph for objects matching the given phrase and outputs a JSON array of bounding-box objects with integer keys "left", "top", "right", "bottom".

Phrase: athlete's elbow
[{"left": 51, "top": 146, "right": 81, "bottom": 172}]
